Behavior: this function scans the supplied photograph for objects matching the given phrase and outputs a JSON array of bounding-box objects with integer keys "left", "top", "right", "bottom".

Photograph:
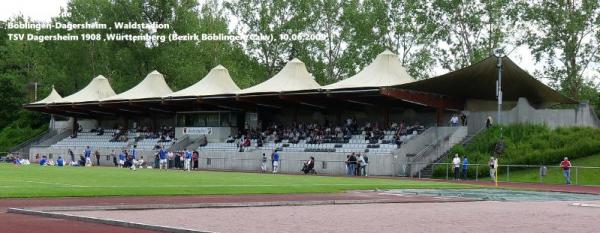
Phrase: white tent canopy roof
[
  {"left": 31, "top": 86, "right": 62, "bottom": 104},
  {"left": 55, "top": 75, "right": 117, "bottom": 103},
  {"left": 102, "top": 70, "right": 172, "bottom": 101},
  {"left": 167, "top": 65, "right": 241, "bottom": 98},
  {"left": 237, "top": 58, "right": 321, "bottom": 94},
  {"left": 322, "top": 49, "right": 415, "bottom": 90}
]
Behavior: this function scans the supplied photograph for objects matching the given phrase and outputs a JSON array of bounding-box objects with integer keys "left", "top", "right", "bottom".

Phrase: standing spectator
[
  {"left": 460, "top": 113, "right": 467, "bottom": 126},
  {"left": 118, "top": 150, "right": 126, "bottom": 168},
  {"left": 270, "top": 152, "right": 275, "bottom": 171},
  {"left": 83, "top": 146, "right": 92, "bottom": 167},
  {"left": 486, "top": 116, "right": 493, "bottom": 129},
  {"left": 489, "top": 156, "right": 498, "bottom": 181},
  {"left": 450, "top": 115, "right": 460, "bottom": 126},
  {"left": 272, "top": 150, "right": 280, "bottom": 173},
  {"left": 68, "top": 149, "right": 75, "bottom": 163},
  {"left": 452, "top": 154, "right": 461, "bottom": 180},
  {"left": 260, "top": 153, "right": 267, "bottom": 173},
  {"left": 167, "top": 150, "right": 175, "bottom": 169},
  {"left": 130, "top": 145, "right": 138, "bottom": 171},
  {"left": 192, "top": 151, "right": 199, "bottom": 170},
  {"left": 184, "top": 149, "right": 192, "bottom": 171},
  {"left": 560, "top": 157, "right": 572, "bottom": 184},
  {"left": 111, "top": 150, "right": 118, "bottom": 167},
  {"left": 346, "top": 153, "right": 357, "bottom": 176},
  {"left": 154, "top": 151, "right": 160, "bottom": 169},
  {"left": 95, "top": 150, "right": 101, "bottom": 166},
  {"left": 462, "top": 156, "right": 469, "bottom": 180},
  {"left": 362, "top": 153, "right": 369, "bottom": 176},
  {"left": 158, "top": 147, "right": 168, "bottom": 170},
  {"left": 174, "top": 151, "right": 181, "bottom": 169},
  {"left": 357, "top": 153, "right": 367, "bottom": 176}
]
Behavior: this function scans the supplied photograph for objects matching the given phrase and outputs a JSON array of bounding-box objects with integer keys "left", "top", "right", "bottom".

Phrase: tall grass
[{"left": 433, "top": 124, "right": 600, "bottom": 178}]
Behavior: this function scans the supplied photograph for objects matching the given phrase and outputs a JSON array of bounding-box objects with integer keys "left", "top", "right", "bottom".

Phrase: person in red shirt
[{"left": 560, "top": 157, "right": 572, "bottom": 184}]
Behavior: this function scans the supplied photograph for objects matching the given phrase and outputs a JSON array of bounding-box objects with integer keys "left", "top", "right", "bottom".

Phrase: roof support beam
[
  {"left": 278, "top": 95, "right": 326, "bottom": 109},
  {"left": 379, "top": 87, "right": 465, "bottom": 110}
]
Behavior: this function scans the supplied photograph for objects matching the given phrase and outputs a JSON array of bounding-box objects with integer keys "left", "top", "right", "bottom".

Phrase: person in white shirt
[
  {"left": 452, "top": 154, "right": 461, "bottom": 180},
  {"left": 450, "top": 115, "right": 460, "bottom": 126},
  {"left": 489, "top": 156, "right": 498, "bottom": 180}
]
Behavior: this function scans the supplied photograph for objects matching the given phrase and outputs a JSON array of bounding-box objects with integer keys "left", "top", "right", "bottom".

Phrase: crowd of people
[
  {"left": 344, "top": 152, "right": 369, "bottom": 176},
  {"left": 227, "top": 119, "right": 425, "bottom": 151}
]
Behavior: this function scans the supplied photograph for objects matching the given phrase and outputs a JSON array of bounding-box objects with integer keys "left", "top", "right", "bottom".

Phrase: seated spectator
[
  {"left": 242, "top": 138, "right": 251, "bottom": 147},
  {"left": 39, "top": 156, "right": 47, "bottom": 166},
  {"left": 199, "top": 135, "right": 208, "bottom": 147},
  {"left": 135, "top": 156, "right": 145, "bottom": 168},
  {"left": 302, "top": 156, "right": 315, "bottom": 174},
  {"left": 226, "top": 135, "right": 235, "bottom": 143},
  {"left": 97, "top": 127, "right": 104, "bottom": 136},
  {"left": 257, "top": 137, "right": 263, "bottom": 147},
  {"left": 78, "top": 156, "right": 86, "bottom": 166}
]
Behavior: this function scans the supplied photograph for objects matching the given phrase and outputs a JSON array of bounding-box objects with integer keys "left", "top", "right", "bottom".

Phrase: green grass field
[
  {"left": 0, "top": 164, "right": 475, "bottom": 198},
  {"left": 491, "top": 153, "right": 600, "bottom": 185}
]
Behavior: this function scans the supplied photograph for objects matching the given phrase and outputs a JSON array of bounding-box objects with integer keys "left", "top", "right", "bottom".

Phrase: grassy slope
[
  {"left": 434, "top": 124, "right": 600, "bottom": 179},
  {"left": 0, "top": 164, "right": 475, "bottom": 198},
  {"left": 493, "top": 153, "right": 600, "bottom": 185}
]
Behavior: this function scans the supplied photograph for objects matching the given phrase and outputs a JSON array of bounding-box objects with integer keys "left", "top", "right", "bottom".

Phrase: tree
[
  {"left": 384, "top": 0, "right": 441, "bottom": 79},
  {"left": 523, "top": 0, "right": 600, "bottom": 100},
  {"left": 430, "top": 0, "right": 524, "bottom": 71},
  {"left": 225, "top": 0, "right": 315, "bottom": 82}
]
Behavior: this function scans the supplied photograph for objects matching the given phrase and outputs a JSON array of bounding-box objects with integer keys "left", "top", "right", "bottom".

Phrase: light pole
[{"left": 494, "top": 48, "right": 504, "bottom": 138}]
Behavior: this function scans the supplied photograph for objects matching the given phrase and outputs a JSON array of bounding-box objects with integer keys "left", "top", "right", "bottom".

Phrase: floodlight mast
[{"left": 494, "top": 48, "right": 504, "bottom": 138}]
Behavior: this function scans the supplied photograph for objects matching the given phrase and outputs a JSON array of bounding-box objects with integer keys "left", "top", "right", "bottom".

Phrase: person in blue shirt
[
  {"left": 57, "top": 156, "right": 64, "bottom": 167},
  {"left": 462, "top": 156, "right": 469, "bottom": 180},
  {"left": 130, "top": 145, "right": 138, "bottom": 171},
  {"left": 83, "top": 146, "right": 92, "bottom": 166},
  {"left": 159, "top": 147, "right": 168, "bottom": 170},
  {"left": 272, "top": 150, "right": 280, "bottom": 173},
  {"left": 118, "top": 150, "right": 126, "bottom": 168},
  {"left": 39, "top": 156, "right": 47, "bottom": 166},
  {"left": 184, "top": 149, "right": 192, "bottom": 171}
]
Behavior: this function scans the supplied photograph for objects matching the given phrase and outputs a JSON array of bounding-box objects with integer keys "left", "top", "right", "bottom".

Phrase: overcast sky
[{"left": 0, "top": 0, "right": 558, "bottom": 85}]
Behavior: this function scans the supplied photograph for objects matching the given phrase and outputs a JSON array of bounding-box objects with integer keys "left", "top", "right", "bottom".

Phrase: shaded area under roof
[
  {"left": 322, "top": 49, "right": 415, "bottom": 90},
  {"left": 54, "top": 75, "right": 116, "bottom": 104},
  {"left": 237, "top": 58, "right": 321, "bottom": 95},
  {"left": 166, "top": 65, "right": 240, "bottom": 98},
  {"left": 395, "top": 56, "right": 576, "bottom": 105},
  {"left": 102, "top": 71, "right": 172, "bottom": 102}
]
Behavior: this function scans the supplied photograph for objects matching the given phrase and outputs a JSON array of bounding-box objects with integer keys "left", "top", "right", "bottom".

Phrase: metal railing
[{"left": 407, "top": 162, "right": 600, "bottom": 185}]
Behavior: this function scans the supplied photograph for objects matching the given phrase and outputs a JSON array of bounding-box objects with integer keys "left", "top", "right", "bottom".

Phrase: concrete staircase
[
  {"left": 12, "top": 129, "right": 69, "bottom": 158},
  {"left": 168, "top": 135, "right": 190, "bottom": 151},
  {"left": 417, "top": 127, "right": 484, "bottom": 178},
  {"left": 405, "top": 126, "right": 468, "bottom": 177}
]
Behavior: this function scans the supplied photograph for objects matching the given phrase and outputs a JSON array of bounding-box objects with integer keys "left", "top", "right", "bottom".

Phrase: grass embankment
[
  {"left": 0, "top": 164, "right": 475, "bottom": 198},
  {"left": 433, "top": 124, "right": 600, "bottom": 185}
]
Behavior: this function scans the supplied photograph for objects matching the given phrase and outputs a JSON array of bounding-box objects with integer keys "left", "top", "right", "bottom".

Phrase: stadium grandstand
[{"left": 20, "top": 50, "right": 599, "bottom": 176}]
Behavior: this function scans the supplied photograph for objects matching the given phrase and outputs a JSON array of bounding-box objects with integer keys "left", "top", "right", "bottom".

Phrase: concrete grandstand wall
[
  {"left": 467, "top": 98, "right": 600, "bottom": 134},
  {"left": 28, "top": 146, "right": 397, "bottom": 175}
]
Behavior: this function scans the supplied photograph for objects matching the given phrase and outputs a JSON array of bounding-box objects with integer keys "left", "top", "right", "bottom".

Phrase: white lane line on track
[
  {"left": 22, "top": 180, "right": 90, "bottom": 188},
  {"left": 0, "top": 183, "right": 454, "bottom": 189}
]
